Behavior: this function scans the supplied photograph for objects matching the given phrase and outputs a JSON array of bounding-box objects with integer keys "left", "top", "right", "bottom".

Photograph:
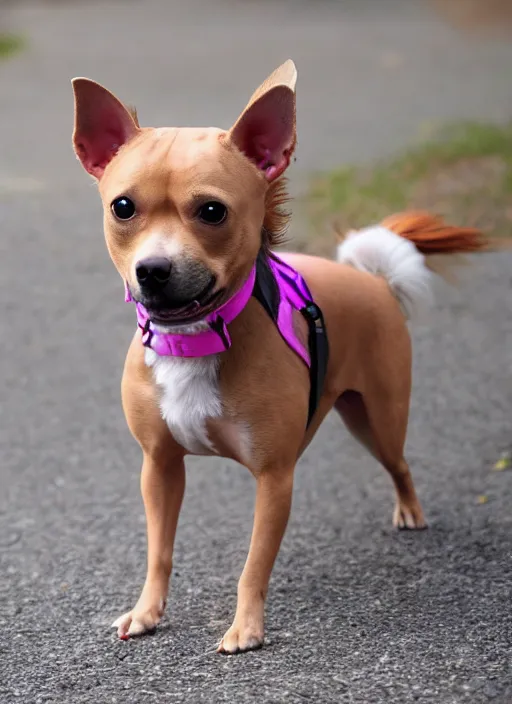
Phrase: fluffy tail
[{"left": 336, "top": 211, "right": 487, "bottom": 319}]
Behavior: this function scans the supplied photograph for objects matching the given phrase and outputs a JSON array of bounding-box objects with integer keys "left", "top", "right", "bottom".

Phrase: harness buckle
[
  {"left": 209, "top": 316, "right": 231, "bottom": 351},
  {"left": 140, "top": 318, "right": 153, "bottom": 348},
  {"left": 305, "top": 303, "right": 324, "bottom": 330}
]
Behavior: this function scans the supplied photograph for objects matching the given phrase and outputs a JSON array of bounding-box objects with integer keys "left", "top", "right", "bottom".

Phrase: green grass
[
  {"left": 307, "top": 121, "right": 512, "bottom": 254},
  {"left": 0, "top": 33, "right": 24, "bottom": 61}
]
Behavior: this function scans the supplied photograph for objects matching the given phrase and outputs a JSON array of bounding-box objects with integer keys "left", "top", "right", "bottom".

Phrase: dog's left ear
[{"left": 229, "top": 59, "right": 297, "bottom": 182}]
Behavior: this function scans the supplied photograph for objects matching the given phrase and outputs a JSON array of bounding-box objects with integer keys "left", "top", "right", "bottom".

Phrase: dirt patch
[{"left": 432, "top": 0, "right": 512, "bottom": 32}]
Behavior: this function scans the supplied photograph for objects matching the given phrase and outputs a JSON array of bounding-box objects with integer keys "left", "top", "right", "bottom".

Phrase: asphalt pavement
[{"left": 1, "top": 1, "right": 511, "bottom": 702}]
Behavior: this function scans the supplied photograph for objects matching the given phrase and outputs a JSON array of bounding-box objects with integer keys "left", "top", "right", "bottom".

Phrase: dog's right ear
[{"left": 72, "top": 78, "right": 139, "bottom": 180}]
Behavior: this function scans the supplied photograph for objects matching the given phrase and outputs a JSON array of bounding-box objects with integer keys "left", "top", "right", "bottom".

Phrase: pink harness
[
  {"left": 125, "top": 253, "right": 328, "bottom": 426},
  {"left": 127, "top": 266, "right": 257, "bottom": 358}
]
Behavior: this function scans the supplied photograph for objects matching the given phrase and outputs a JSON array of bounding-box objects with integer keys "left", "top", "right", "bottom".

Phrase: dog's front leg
[
  {"left": 218, "top": 465, "right": 294, "bottom": 654},
  {"left": 112, "top": 453, "right": 185, "bottom": 639}
]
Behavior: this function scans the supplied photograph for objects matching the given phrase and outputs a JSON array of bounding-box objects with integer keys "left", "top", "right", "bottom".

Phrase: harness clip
[{"left": 140, "top": 318, "right": 154, "bottom": 348}]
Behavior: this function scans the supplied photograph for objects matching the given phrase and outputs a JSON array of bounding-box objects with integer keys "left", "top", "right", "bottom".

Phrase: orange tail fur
[{"left": 380, "top": 211, "right": 488, "bottom": 255}]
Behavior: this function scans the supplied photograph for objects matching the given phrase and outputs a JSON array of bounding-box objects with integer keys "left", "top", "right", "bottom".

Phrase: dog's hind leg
[{"left": 335, "top": 388, "right": 426, "bottom": 530}]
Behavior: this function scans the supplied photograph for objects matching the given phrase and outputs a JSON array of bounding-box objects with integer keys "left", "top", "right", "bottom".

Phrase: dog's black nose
[{"left": 136, "top": 257, "right": 172, "bottom": 291}]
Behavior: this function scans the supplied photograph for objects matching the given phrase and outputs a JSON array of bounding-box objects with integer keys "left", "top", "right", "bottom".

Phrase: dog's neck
[{"left": 125, "top": 266, "right": 257, "bottom": 358}]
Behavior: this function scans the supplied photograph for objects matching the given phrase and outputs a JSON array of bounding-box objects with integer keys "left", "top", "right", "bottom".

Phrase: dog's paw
[
  {"left": 217, "top": 622, "right": 264, "bottom": 654},
  {"left": 393, "top": 501, "right": 427, "bottom": 530},
  {"left": 112, "top": 596, "right": 166, "bottom": 639}
]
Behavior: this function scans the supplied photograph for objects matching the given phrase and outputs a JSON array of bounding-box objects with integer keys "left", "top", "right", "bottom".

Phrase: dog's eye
[
  {"left": 111, "top": 197, "right": 136, "bottom": 221},
  {"left": 197, "top": 201, "right": 227, "bottom": 226}
]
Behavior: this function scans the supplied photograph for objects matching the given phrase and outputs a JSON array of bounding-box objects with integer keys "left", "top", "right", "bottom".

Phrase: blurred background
[{"left": 1, "top": 2, "right": 511, "bottom": 703}]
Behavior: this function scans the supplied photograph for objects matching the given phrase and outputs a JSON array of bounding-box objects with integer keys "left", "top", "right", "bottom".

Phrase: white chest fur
[{"left": 144, "top": 349, "right": 222, "bottom": 455}]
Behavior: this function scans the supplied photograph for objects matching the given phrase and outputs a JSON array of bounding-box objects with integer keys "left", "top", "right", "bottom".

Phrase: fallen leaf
[
  {"left": 492, "top": 452, "right": 511, "bottom": 471},
  {"left": 477, "top": 495, "right": 489, "bottom": 504}
]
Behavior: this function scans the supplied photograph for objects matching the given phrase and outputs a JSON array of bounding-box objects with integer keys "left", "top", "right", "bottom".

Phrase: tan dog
[{"left": 71, "top": 61, "right": 485, "bottom": 654}]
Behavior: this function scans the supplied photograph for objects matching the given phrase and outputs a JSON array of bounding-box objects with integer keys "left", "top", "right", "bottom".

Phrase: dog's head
[{"left": 72, "top": 61, "right": 297, "bottom": 326}]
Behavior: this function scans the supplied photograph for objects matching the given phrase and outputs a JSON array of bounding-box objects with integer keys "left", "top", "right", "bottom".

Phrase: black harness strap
[
  {"left": 300, "top": 302, "right": 329, "bottom": 428},
  {"left": 252, "top": 252, "right": 329, "bottom": 428},
  {"left": 252, "top": 251, "right": 280, "bottom": 321}
]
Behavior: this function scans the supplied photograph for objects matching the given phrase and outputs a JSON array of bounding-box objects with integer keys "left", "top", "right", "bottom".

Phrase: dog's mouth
[{"left": 134, "top": 278, "right": 226, "bottom": 327}]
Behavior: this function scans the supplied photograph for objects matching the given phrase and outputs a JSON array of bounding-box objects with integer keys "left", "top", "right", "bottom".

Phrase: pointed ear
[
  {"left": 72, "top": 78, "right": 140, "bottom": 180},
  {"left": 228, "top": 60, "right": 297, "bottom": 182}
]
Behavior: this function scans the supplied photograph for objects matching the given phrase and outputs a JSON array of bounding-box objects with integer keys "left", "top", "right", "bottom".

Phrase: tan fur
[
  {"left": 71, "top": 62, "right": 487, "bottom": 654},
  {"left": 262, "top": 178, "right": 292, "bottom": 248}
]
